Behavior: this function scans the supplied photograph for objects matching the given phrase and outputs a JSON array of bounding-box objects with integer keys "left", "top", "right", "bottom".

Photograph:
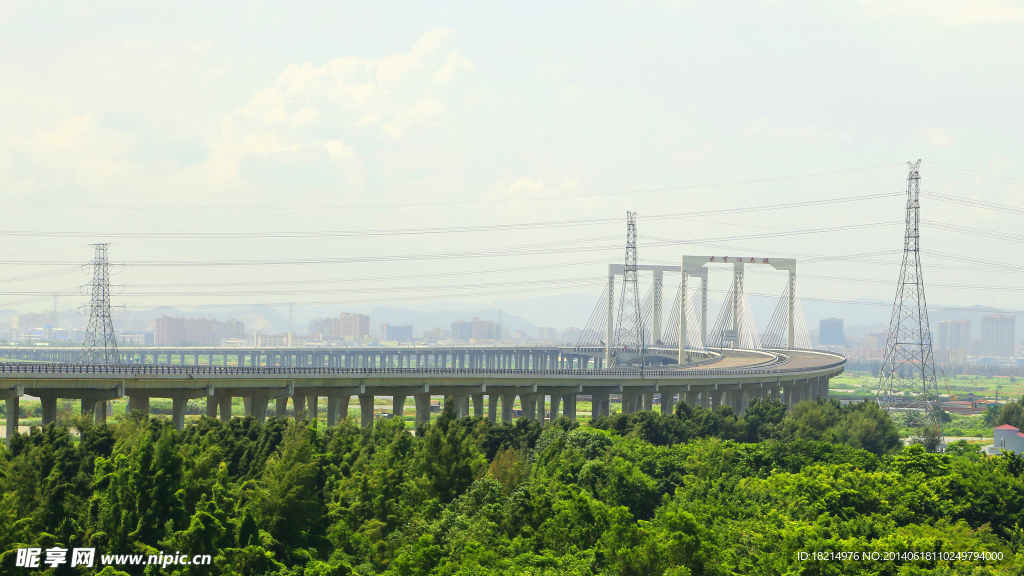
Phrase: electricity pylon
[
  {"left": 81, "top": 244, "right": 120, "bottom": 364},
  {"left": 614, "top": 211, "right": 645, "bottom": 366},
  {"left": 876, "top": 161, "right": 942, "bottom": 436}
]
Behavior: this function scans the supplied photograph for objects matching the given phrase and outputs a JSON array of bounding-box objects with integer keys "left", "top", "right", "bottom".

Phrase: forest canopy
[{"left": 1, "top": 398, "right": 1021, "bottom": 575}]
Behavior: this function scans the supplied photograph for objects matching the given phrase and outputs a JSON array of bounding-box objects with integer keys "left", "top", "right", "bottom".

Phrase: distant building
[
  {"left": 16, "top": 311, "right": 57, "bottom": 330},
  {"left": 309, "top": 313, "right": 370, "bottom": 340},
  {"left": 981, "top": 315, "right": 1015, "bottom": 357},
  {"left": 937, "top": 320, "right": 971, "bottom": 354},
  {"left": 561, "top": 327, "right": 584, "bottom": 345},
  {"left": 339, "top": 313, "right": 370, "bottom": 338},
  {"left": 155, "top": 317, "right": 185, "bottom": 346},
  {"left": 119, "top": 333, "right": 146, "bottom": 346},
  {"left": 381, "top": 323, "right": 413, "bottom": 342},
  {"left": 986, "top": 424, "right": 1024, "bottom": 455},
  {"left": 451, "top": 320, "right": 472, "bottom": 341},
  {"left": 215, "top": 319, "right": 245, "bottom": 342},
  {"left": 154, "top": 316, "right": 220, "bottom": 346},
  {"left": 538, "top": 327, "right": 558, "bottom": 342},
  {"left": 819, "top": 318, "right": 845, "bottom": 346},
  {"left": 421, "top": 326, "right": 450, "bottom": 341},
  {"left": 471, "top": 318, "right": 500, "bottom": 341},
  {"left": 309, "top": 317, "right": 341, "bottom": 340}
]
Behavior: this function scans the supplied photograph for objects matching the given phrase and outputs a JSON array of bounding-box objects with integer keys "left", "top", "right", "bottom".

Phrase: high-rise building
[
  {"left": 214, "top": 319, "right": 245, "bottom": 344},
  {"left": 451, "top": 320, "right": 471, "bottom": 341},
  {"left": 154, "top": 316, "right": 223, "bottom": 346},
  {"left": 381, "top": 323, "right": 413, "bottom": 342},
  {"left": 561, "top": 327, "right": 584, "bottom": 345},
  {"left": 15, "top": 311, "right": 57, "bottom": 330},
  {"left": 538, "top": 327, "right": 558, "bottom": 342},
  {"left": 339, "top": 313, "right": 370, "bottom": 338},
  {"left": 184, "top": 318, "right": 216, "bottom": 345},
  {"left": 309, "top": 317, "right": 341, "bottom": 340},
  {"left": 819, "top": 318, "right": 845, "bottom": 346},
  {"left": 937, "top": 320, "right": 971, "bottom": 352},
  {"left": 154, "top": 316, "right": 185, "bottom": 346},
  {"left": 981, "top": 314, "right": 1015, "bottom": 357},
  {"left": 421, "top": 326, "right": 449, "bottom": 341},
  {"left": 470, "top": 318, "right": 500, "bottom": 341}
]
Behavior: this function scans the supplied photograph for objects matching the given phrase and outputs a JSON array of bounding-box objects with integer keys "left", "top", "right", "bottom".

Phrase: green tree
[
  {"left": 831, "top": 401, "right": 901, "bottom": 455},
  {"left": 997, "top": 397, "right": 1024, "bottom": 429}
]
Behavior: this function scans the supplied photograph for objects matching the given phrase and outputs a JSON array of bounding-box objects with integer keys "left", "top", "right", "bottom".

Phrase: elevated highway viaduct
[
  {"left": 1, "top": 349, "right": 844, "bottom": 440},
  {"left": 0, "top": 344, "right": 697, "bottom": 369}
]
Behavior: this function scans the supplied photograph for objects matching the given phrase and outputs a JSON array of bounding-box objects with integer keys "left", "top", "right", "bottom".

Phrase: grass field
[{"left": 829, "top": 370, "right": 1023, "bottom": 401}]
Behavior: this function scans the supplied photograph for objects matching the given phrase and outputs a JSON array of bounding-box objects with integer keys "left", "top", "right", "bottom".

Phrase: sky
[{"left": 1, "top": 0, "right": 1023, "bottom": 333}]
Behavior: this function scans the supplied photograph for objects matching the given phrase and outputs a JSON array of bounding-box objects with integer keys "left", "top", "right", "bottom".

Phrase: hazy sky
[{"left": 1, "top": 1, "right": 1023, "bottom": 330}]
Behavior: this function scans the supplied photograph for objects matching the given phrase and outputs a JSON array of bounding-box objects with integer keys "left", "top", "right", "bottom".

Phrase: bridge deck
[{"left": 0, "top": 348, "right": 844, "bottom": 434}]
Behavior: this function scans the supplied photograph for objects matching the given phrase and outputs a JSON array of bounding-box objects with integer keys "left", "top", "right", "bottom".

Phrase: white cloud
[
  {"left": 323, "top": 139, "right": 354, "bottom": 158},
  {"left": 921, "top": 126, "right": 954, "bottom": 145},
  {"left": 859, "top": 0, "right": 1024, "bottom": 24},
  {"left": 212, "top": 27, "right": 473, "bottom": 174},
  {"left": 183, "top": 37, "right": 212, "bottom": 52},
  {"left": 509, "top": 178, "right": 545, "bottom": 195},
  {"left": 122, "top": 39, "right": 147, "bottom": 51},
  {"left": 743, "top": 118, "right": 855, "bottom": 143},
  {"left": 432, "top": 51, "right": 474, "bottom": 84}
]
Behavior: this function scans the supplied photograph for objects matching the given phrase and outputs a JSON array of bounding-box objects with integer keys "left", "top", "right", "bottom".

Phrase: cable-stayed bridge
[{"left": 573, "top": 255, "right": 813, "bottom": 366}]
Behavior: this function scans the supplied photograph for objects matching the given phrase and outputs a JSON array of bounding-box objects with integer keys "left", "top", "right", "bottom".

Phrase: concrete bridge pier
[
  {"left": 306, "top": 395, "right": 318, "bottom": 420},
  {"left": 276, "top": 397, "right": 289, "bottom": 417},
  {"left": 359, "top": 394, "right": 374, "bottom": 427},
  {"left": 500, "top": 393, "right": 514, "bottom": 422},
  {"left": 33, "top": 384, "right": 125, "bottom": 426},
  {"left": 41, "top": 396, "right": 57, "bottom": 425},
  {"left": 549, "top": 394, "right": 561, "bottom": 420},
  {"left": 472, "top": 394, "right": 483, "bottom": 418},
  {"left": 2, "top": 386, "right": 23, "bottom": 445},
  {"left": 660, "top": 388, "right": 683, "bottom": 415},
  {"left": 172, "top": 397, "right": 191, "bottom": 429},
  {"left": 394, "top": 394, "right": 407, "bottom": 421},
  {"left": 561, "top": 394, "right": 576, "bottom": 420},
  {"left": 707, "top": 389, "right": 725, "bottom": 410},
  {"left": 415, "top": 393, "right": 431, "bottom": 426},
  {"left": 128, "top": 395, "right": 151, "bottom": 415},
  {"left": 487, "top": 394, "right": 499, "bottom": 422},
  {"left": 338, "top": 395, "right": 352, "bottom": 423},
  {"left": 326, "top": 395, "right": 351, "bottom": 426},
  {"left": 522, "top": 394, "right": 537, "bottom": 421},
  {"left": 643, "top": 393, "right": 655, "bottom": 412},
  {"left": 729, "top": 389, "right": 743, "bottom": 414},
  {"left": 593, "top": 393, "right": 609, "bottom": 418},
  {"left": 219, "top": 395, "right": 232, "bottom": 422}
]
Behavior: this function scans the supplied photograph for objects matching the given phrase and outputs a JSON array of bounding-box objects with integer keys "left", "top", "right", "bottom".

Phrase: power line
[
  {"left": 0, "top": 163, "right": 904, "bottom": 212},
  {"left": 0, "top": 191, "right": 901, "bottom": 241},
  {"left": 923, "top": 191, "right": 1024, "bottom": 216},
  {"left": 0, "top": 221, "right": 899, "bottom": 267},
  {"left": 922, "top": 161, "right": 1024, "bottom": 187}
]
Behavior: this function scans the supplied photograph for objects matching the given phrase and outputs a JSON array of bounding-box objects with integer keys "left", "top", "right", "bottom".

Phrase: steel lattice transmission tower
[
  {"left": 81, "top": 243, "right": 120, "bottom": 364},
  {"left": 614, "top": 211, "right": 645, "bottom": 366},
  {"left": 876, "top": 161, "right": 942, "bottom": 431}
]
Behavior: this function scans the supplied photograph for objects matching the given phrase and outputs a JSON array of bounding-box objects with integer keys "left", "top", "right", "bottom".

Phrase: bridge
[
  {"left": 0, "top": 346, "right": 844, "bottom": 440},
  {"left": 1, "top": 252, "right": 847, "bottom": 442}
]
